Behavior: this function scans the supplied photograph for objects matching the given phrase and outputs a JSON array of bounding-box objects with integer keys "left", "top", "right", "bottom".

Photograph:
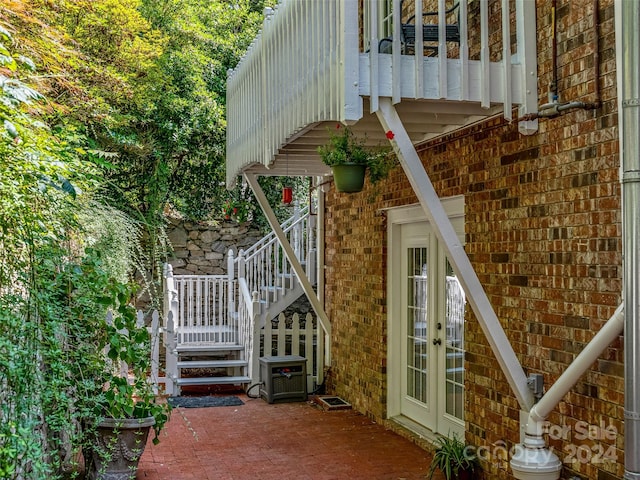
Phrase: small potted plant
[
  {"left": 86, "top": 281, "right": 170, "bottom": 480},
  {"left": 427, "top": 433, "right": 477, "bottom": 480},
  {"left": 318, "top": 124, "right": 395, "bottom": 193}
]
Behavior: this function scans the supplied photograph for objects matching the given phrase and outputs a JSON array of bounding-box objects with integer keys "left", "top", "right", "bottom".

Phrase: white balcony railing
[
  {"left": 226, "top": 0, "right": 538, "bottom": 184},
  {"left": 226, "top": 0, "right": 360, "bottom": 186}
]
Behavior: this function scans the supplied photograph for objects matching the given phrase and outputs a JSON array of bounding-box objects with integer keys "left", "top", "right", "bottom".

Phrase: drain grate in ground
[{"left": 315, "top": 396, "right": 352, "bottom": 411}]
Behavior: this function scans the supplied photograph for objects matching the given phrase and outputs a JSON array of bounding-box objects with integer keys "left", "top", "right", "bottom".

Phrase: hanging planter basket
[{"left": 331, "top": 163, "right": 367, "bottom": 193}]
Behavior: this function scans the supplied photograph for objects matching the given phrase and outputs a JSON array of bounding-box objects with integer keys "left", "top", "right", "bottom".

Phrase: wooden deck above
[{"left": 226, "top": 0, "right": 538, "bottom": 184}]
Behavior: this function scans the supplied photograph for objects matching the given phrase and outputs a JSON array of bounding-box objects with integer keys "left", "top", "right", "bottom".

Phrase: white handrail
[
  {"left": 239, "top": 204, "right": 309, "bottom": 258},
  {"left": 161, "top": 205, "right": 318, "bottom": 386},
  {"left": 235, "top": 205, "right": 312, "bottom": 311}
]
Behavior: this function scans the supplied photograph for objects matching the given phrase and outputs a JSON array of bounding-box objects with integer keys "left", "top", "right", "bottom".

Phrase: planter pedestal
[{"left": 88, "top": 416, "right": 155, "bottom": 480}]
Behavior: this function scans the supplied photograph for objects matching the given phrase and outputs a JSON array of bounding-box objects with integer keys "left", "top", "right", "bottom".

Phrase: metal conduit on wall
[{"left": 620, "top": 0, "right": 640, "bottom": 478}]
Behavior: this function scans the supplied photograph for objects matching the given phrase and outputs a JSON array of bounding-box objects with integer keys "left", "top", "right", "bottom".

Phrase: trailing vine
[{"left": 0, "top": 24, "right": 161, "bottom": 478}]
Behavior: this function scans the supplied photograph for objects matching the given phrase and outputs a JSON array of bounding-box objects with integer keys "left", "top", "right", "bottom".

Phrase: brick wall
[{"left": 324, "top": 1, "right": 622, "bottom": 478}]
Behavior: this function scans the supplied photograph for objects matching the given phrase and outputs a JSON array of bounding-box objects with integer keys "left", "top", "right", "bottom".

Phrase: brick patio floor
[{"left": 137, "top": 393, "right": 435, "bottom": 480}]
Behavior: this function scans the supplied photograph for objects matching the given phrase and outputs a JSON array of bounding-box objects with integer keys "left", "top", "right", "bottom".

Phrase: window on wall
[{"left": 363, "top": 0, "right": 393, "bottom": 52}]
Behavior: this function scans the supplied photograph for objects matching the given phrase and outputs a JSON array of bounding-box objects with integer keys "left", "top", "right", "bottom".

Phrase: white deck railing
[
  {"left": 226, "top": 0, "right": 538, "bottom": 183},
  {"left": 226, "top": 0, "right": 360, "bottom": 186}
]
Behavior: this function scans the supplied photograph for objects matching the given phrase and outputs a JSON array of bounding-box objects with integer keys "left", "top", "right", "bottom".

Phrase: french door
[{"left": 389, "top": 209, "right": 466, "bottom": 437}]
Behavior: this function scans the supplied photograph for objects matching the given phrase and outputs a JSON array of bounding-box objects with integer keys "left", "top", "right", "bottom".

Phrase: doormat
[{"left": 168, "top": 396, "right": 244, "bottom": 408}]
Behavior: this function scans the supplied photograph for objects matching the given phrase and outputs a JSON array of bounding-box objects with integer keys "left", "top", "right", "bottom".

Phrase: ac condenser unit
[{"left": 259, "top": 355, "right": 307, "bottom": 404}]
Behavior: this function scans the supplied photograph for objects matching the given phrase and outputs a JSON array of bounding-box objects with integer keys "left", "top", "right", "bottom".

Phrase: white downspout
[
  {"left": 619, "top": 0, "right": 640, "bottom": 478},
  {"left": 315, "top": 177, "right": 331, "bottom": 367},
  {"left": 510, "top": 305, "right": 624, "bottom": 480}
]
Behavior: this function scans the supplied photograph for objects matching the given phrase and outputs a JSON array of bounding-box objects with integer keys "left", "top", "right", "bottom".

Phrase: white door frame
[{"left": 386, "top": 197, "right": 465, "bottom": 435}]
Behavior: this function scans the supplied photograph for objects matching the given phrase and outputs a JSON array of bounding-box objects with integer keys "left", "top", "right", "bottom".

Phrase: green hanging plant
[{"left": 317, "top": 124, "right": 396, "bottom": 190}]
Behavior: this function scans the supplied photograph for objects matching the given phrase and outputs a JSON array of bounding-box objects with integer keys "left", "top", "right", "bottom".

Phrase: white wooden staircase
[{"left": 163, "top": 205, "right": 317, "bottom": 395}]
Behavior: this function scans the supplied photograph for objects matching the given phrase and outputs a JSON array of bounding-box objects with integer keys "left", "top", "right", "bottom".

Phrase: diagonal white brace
[
  {"left": 376, "top": 97, "right": 535, "bottom": 411},
  {"left": 243, "top": 173, "right": 332, "bottom": 341}
]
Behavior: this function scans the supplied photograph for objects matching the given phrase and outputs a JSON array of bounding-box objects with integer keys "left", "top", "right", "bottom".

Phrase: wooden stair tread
[
  {"left": 177, "top": 359, "right": 247, "bottom": 368},
  {"left": 176, "top": 376, "right": 251, "bottom": 386}
]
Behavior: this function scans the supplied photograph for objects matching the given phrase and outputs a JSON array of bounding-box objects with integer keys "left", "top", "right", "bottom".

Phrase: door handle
[{"left": 432, "top": 338, "right": 442, "bottom": 346}]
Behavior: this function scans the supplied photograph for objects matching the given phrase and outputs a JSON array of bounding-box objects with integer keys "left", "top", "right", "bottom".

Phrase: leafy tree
[
  {"left": 1, "top": 1, "right": 310, "bottom": 473},
  {"left": 0, "top": 22, "right": 147, "bottom": 478}
]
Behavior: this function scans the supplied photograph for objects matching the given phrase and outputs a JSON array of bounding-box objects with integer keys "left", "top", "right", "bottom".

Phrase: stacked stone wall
[{"left": 166, "top": 219, "right": 262, "bottom": 275}]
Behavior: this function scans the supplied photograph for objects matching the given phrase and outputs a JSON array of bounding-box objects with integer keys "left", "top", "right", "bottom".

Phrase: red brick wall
[{"left": 324, "top": 1, "right": 622, "bottom": 478}]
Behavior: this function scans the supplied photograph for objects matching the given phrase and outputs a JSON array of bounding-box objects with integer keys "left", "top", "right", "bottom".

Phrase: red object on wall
[{"left": 282, "top": 186, "right": 293, "bottom": 204}]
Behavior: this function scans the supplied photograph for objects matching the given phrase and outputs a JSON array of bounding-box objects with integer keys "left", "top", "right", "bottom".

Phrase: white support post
[
  {"left": 150, "top": 310, "right": 160, "bottom": 394},
  {"left": 293, "top": 202, "right": 302, "bottom": 260},
  {"left": 244, "top": 173, "right": 332, "bottom": 338},
  {"left": 414, "top": 0, "right": 424, "bottom": 99},
  {"left": 162, "top": 263, "right": 173, "bottom": 332},
  {"left": 341, "top": 0, "right": 363, "bottom": 121},
  {"left": 392, "top": 0, "right": 402, "bottom": 104},
  {"left": 227, "top": 249, "right": 236, "bottom": 318},
  {"left": 501, "top": 0, "right": 513, "bottom": 121},
  {"left": 437, "top": 0, "right": 446, "bottom": 99},
  {"left": 376, "top": 98, "right": 535, "bottom": 411},
  {"left": 368, "top": 0, "right": 379, "bottom": 113},
  {"left": 251, "top": 291, "right": 261, "bottom": 385},
  {"left": 479, "top": 0, "right": 490, "bottom": 108},
  {"left": 303, "top": 313, "right": 315, "bottom": 392},
  {"left": 237, "top": 249, "right": 246, "bottom": 283},
  {"left": 164, "top": 312, "right": 177, "bottom": 396},
  {"left": 515, "top": 0, "right": 539, "bottom": 135},
  {"left": 459, "top": 0, "right": 469, "bottom": 100},
  {"left": 316, "top": 314, "right": 325, "bottom": 389},
  {"left": 307, "top": 207, "right": 317, "bottom": 283}
]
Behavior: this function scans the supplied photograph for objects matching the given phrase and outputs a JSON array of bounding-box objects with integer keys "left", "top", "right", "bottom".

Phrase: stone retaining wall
[{"left": 166, "top": 218, "right": 263, "bottom": 275}]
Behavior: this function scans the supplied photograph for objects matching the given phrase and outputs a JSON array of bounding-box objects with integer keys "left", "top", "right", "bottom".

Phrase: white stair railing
[
  {"left": 172, "top": 274, "right": 236, "bottom": 345},
  {"left": 234, "top": 204, "right": 315, "bottom": 312},
  {"left": 161, "top": 204, "right": 319, "bottom": 389},
  {"left": 237, "top": 280, "right": 261, "bottom": 384}
]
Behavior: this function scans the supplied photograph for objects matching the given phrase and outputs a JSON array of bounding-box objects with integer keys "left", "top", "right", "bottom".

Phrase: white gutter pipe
[
  {"left": 619, "top": 0, "right": 640, "bottom": 478},
  {"left": 510, "top": 304, "right": 624, "bottom": 480}
]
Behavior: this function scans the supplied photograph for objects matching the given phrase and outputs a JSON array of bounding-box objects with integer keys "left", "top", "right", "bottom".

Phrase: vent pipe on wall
[
  {"left": 619, "top": 0, "right": 640, "bottom": 478},
  {"left": 510, "top": 305, "right": 624, "bottom": 480}
]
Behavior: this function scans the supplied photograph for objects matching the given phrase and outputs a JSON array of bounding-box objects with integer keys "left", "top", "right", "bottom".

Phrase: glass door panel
[
  {"left": 406, "top": 247, "right": 428, "bottom": 404},
  {"left": 444, "top": 259, "right": 465, "bottom": 422}
]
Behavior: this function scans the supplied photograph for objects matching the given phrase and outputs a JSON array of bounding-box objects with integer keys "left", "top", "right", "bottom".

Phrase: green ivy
[{"left": 0, "top": 25, "right": 162, "bottom": 478}]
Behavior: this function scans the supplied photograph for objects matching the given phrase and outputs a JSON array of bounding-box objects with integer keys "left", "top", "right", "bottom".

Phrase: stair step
[
  {"left": 176, "top": 376, "right": 251, "bottom": 386},
  {"left": 263, "top": 285, "right": 284, "bottom": 292},
  {"left": 177, "top": 359, "right": 247, "bottom": 368},
  {"left": 176, "top": 344, "right": 243, "bottom": 354}
]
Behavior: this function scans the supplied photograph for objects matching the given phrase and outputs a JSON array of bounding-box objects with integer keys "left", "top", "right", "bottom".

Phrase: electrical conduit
[{"left": 620, "top": 0, "right": 640, "bottom": 477}]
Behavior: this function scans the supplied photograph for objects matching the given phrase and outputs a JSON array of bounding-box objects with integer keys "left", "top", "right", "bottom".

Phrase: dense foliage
[{"left": 1, "top": 0, "right": 276, "bottom": 477}]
